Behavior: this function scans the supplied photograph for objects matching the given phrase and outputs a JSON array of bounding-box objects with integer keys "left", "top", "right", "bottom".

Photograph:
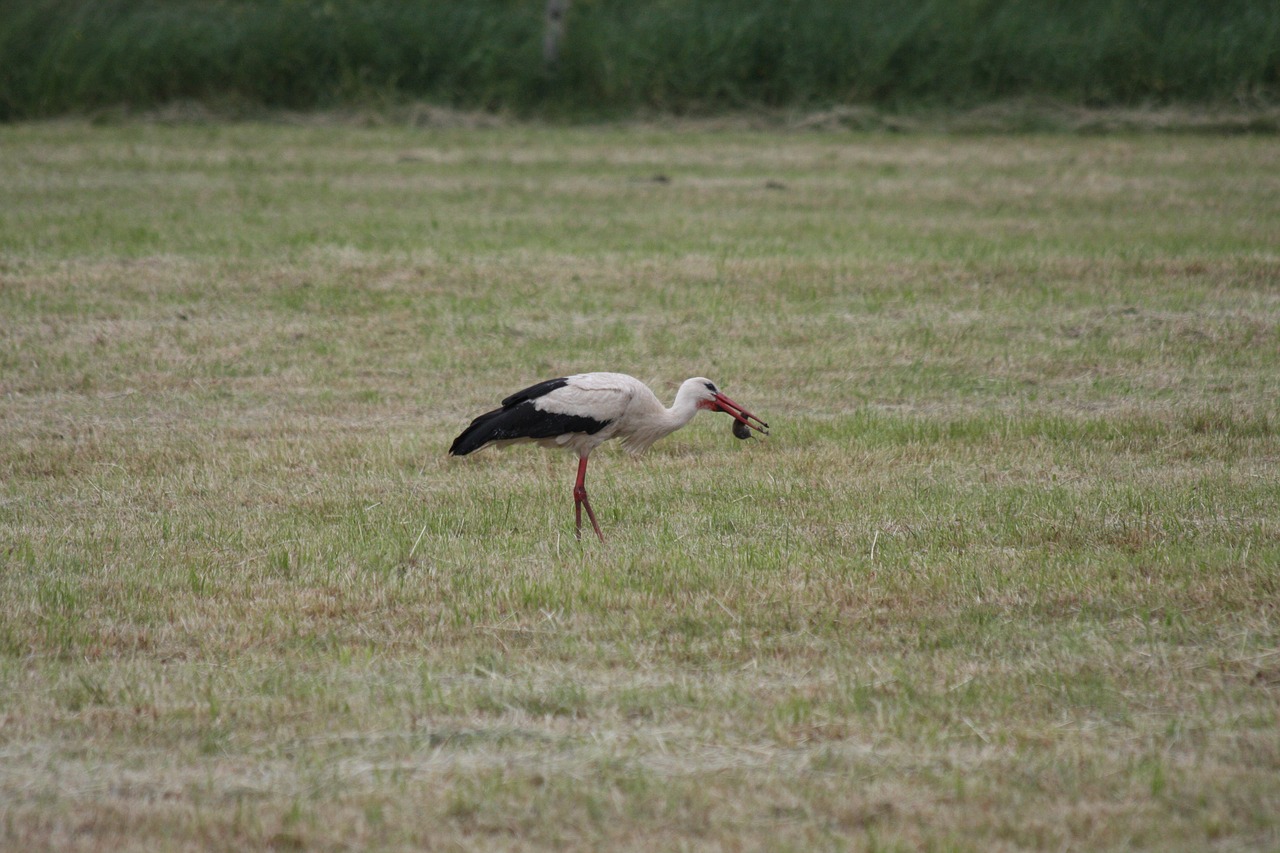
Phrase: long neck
[
  {"left": 620, "top": 384, "right": 702, "bottom": 454},
  {"left": 664, "top": 384, "right": 704, "bottom": 432}
]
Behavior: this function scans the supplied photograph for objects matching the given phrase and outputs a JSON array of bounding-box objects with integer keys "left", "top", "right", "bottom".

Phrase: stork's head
[{"left": 683, "top": 377, "right": 769, "bottom": 437}]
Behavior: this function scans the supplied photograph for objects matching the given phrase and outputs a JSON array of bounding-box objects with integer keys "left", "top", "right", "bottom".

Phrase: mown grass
[
  {"left": 2, "top": 0, "right": 1278, "bottom": 120},
  {"left": 1, "top": 120, "right": 1278, "bottom": 850}
]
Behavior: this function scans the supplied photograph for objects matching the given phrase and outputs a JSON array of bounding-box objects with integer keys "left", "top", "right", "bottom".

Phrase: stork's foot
[
  {"left": 574, "top": 485, "right": 605, "bottom": 543},
  {"left": 573, "top": 456, "right": 605, "bottom": 543}
]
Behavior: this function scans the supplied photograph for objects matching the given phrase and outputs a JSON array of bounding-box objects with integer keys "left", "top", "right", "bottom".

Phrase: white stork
[{"left": 449, "top": 372, "right": 769, "bottom": 541}]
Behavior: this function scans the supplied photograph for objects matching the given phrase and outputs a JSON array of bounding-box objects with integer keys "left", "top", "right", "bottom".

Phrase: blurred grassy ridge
[{"left": 1, "top": 0, "right": 1278, "bottom": 120}]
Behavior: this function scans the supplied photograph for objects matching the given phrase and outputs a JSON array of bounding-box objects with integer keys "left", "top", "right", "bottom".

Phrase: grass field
[{"left": 1, "top": 118, "right": 1278, "bottom": 850}]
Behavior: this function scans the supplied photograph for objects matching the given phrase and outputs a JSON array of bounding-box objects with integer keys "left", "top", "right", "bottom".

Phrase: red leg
[{"left": 573, "top": 456, "right": 605, "bottom": 543}]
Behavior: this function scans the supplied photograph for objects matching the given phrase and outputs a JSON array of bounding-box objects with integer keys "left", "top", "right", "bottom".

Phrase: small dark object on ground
[{"left": 733, "top": 419, "right": 752, "bottom": 439}]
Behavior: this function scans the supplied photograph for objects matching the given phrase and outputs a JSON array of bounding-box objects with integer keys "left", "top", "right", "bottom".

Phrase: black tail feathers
[{"left": 448, "top": 408, "right": 506, "bottom": 456}]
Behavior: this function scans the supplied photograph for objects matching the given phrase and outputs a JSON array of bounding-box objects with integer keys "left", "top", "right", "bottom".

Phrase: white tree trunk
[{"left": 543, "top": 0, "right": 571, "bottom": 68}]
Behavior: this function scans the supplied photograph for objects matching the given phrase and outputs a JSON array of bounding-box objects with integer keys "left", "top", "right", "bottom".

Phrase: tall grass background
[{"left": 2, "top": 0, "right": 1278, "bottom": 120}]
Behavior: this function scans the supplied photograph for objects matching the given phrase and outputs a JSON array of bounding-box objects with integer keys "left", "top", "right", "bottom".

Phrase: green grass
[
  {"left": 2, "top": 0, "right": 1278, "bottom": 120},
  {"left": 1, "top": 119, "right": 1279, "bottom": 850}
]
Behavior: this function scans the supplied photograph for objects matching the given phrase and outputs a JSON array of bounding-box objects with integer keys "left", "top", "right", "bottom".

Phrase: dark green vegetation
[
  {"left": 1, "top": 122, "right": 1278, "bottom": 849},
  {"left": 3, "top": 0, "right": 1279, "bottom": 120}
]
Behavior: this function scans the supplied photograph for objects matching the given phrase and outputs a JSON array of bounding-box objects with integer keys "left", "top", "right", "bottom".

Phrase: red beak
[{"left": 712, "top": 391, "right": 769, "bottom": 436}]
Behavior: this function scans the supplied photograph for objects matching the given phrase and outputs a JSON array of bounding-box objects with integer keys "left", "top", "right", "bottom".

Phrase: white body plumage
[{"left": 523, "top": 372, "right": 714, "bottom": 456}]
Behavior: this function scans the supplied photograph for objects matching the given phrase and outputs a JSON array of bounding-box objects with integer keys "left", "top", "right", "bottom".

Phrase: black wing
[{"left": 449, "top": 378, "right": 607, "bottom": 456}]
